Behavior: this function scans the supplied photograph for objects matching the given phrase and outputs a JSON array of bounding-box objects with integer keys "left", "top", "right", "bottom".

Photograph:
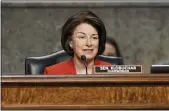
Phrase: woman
[
  {"left": 103, "top": 37, "right": 124, "bottom": 65},
  {"left": 103, "top": 37, "right": 122, "bottom": 57},
  {"left": 44, "top": 11, "right": 111, "bottom": 75}
]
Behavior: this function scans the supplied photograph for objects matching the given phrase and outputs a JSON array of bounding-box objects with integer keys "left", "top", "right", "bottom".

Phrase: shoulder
[
  {"left": 95, "top": 59, "right": 112, "bottom": 65},
  {"left": 44, "top": 59, "right": 73, "bottom": 74},
  {"left": 47, "top": 60, "right": 70, "bottom": 69}
]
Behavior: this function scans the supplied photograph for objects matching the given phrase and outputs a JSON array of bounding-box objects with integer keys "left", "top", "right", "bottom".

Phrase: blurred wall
[{"left": 2, "top": 5, "right": 169, "bottom": 74}]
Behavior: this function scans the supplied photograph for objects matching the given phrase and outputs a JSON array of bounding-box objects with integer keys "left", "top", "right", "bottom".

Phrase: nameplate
[{"left": 94, "top": 65, "right": 143, "bottom": 74}]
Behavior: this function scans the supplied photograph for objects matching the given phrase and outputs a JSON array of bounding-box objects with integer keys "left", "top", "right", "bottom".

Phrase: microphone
[{"left": 81, "top": 55, "right": 88, "bottom": 74}]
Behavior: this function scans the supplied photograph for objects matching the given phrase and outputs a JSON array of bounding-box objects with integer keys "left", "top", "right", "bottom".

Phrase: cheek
[
  {"left": 74, "top": 41, "right": 82, "bottom": 47},
  {"left": 72, "top": 40, "right": 83, "bottom": 51},
  {"left": 93, "top": 40, "right": 99, "bottom": 48}
]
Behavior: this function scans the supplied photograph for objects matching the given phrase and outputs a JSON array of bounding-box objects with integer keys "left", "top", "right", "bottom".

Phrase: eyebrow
[{"left": 76, "top": 32, "right": 98, "bottom": 36}]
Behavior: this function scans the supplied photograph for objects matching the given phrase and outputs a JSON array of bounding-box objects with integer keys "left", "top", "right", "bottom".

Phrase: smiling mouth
[
  {"left": 83, "top": 49, "right": 93, "bottom": 51},
  {"left": 83, "top": 49, "right": 94, "bottom": 53}
]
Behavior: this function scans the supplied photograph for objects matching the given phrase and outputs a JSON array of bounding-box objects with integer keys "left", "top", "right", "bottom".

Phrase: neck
[{"left": 73, "top": 55, "right": 95, "bottom": 74}]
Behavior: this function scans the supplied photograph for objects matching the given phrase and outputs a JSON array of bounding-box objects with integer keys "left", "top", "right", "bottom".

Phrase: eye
[
  {"left": 78, "top": 36, "right": 85, "bottom": 39},
  {"left": 78, "top": 35, "right": 86, "bottom": 39},
  {"left": 92, "top": 36, "right": 98, "bottom": 39}
]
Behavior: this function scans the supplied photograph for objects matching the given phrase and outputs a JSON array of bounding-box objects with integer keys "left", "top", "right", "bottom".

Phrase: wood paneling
[
  {"left": 2, "top": 86, "right": 169, "bottom": 104},
  {"left": 2, "top": 74, "right": 169, "bottom": 109}
]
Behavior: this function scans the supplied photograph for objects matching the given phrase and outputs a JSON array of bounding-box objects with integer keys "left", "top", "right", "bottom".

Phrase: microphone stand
[
  {"left": 84, "top": 62, "right": 88, "bottom": 75},
  {"left": 81, "top": 55, "right": 88, "bottom": 75}
]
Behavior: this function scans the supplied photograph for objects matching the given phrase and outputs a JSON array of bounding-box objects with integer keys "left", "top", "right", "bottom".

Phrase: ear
[{"left": 69, "top": 40, "right": 73, "bottom": 48}]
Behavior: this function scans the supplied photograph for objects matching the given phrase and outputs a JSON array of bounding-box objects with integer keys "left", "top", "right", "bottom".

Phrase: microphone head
[{"left": 81, "top": 55, "right": 86, "bottom": 61}]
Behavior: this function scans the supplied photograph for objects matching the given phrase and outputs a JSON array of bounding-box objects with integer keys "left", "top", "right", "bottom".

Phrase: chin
[{"left": 85, "top": 55, "right": 96, "bottom": 60}]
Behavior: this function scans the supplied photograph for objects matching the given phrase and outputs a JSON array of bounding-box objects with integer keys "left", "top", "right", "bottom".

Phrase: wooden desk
[{"left": 2, "top": 74, "right": 169, "bottom": 110}]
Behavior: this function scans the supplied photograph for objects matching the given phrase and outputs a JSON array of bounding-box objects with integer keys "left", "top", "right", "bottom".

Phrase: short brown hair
[{"left": 61, "top": 11, "right": 107, "bottom": 56}]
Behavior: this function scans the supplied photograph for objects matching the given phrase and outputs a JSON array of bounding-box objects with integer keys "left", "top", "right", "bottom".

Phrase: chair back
[{"left": 25, "top": 50, "right": 123, "bottom": 74}]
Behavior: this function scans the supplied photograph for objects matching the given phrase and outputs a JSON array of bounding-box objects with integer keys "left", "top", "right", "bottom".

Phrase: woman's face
[
  {"left": 103, "top": 43, "right": 117, "bottom": 56},
  {"left": 69, "top": 23, "right": 99, "bottom": 60}
]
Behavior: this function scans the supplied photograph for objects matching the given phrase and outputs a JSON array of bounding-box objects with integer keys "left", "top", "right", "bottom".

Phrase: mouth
[
  {"left": 83, "top": 49, "right": 94, "bottom": 52},
  {"left": 83, "top": 49, "right": 93, "bottom": 51}
]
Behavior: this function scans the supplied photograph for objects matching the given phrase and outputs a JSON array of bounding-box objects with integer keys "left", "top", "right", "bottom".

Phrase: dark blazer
[{"left": 44, "top": 58, "right": 111, "bottom": 74}]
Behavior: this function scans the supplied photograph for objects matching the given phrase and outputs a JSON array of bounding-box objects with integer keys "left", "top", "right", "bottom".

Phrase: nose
[{"left": 86, "top": 38, "right": 92, "bottom": 47}]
